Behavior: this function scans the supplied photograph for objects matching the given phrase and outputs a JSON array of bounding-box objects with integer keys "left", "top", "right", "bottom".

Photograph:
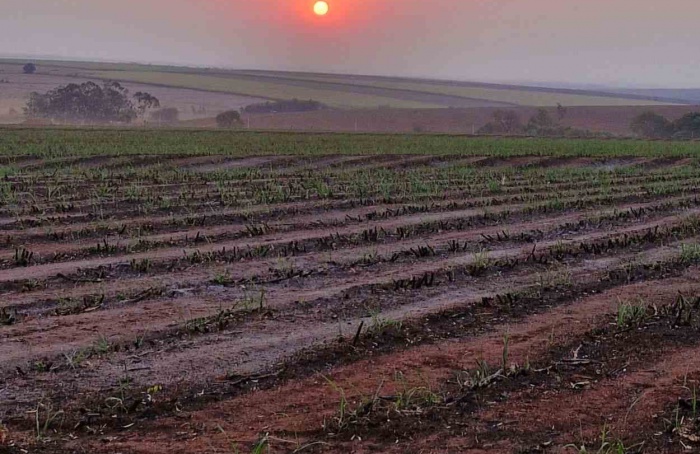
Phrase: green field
[
  {"left": 2, "top": 125, "right": 700, "bottom": 453},
  {"left": 1, "top": 127, "right": 699, "bottom": 158}
]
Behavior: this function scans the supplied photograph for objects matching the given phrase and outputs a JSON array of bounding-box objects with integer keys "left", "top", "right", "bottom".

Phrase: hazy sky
[{"left": 2, "top": 0, "right": 699, "bottom": 87}]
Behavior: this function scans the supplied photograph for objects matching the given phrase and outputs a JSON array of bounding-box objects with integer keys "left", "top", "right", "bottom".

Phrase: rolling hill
[{"left": 0, "top": 58, "right": 685, "bottom": 111}]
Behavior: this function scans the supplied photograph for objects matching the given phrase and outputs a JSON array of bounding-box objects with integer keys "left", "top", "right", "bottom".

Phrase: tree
[
  {"left": 672, "top": 112, "right": 700, "bottom": 139},
  {"left": 134, "top": 92, "right": 160, "bottom": 116},
  {"left": 25, "top": 81, "right": 158, "bottom": 123},
  {"left": 493, "top": 110, "right": 522, "bottom": 134},
  {"left": 629, "top": 112, "right": 673, "bottom": 139},
  {"left": 150, "top": 107, "right": 179, "bottom": 124},
  {"left": 556, "top": 103, "right": 568, "bottom": 121},
  {"left": 526, "top": 108, "right": 557, "bottom": 135},
  {"left": 216, "top": 110, "right": 242, "bottom": 128},
  {"left": 477, "top": 110, "right": 523, "bottom": 135},
  {"left": 23, "top": 63, "right": 36, "bottom": 74}
]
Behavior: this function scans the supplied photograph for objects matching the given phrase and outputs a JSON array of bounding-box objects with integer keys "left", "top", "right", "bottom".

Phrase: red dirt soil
[{"left": 2, "top": 154, "right": 700, "bottom": 453}]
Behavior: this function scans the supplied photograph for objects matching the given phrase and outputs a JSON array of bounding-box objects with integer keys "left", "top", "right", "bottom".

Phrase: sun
[{"left": 313, "top": 1, "right": 329, "bottom": 16}]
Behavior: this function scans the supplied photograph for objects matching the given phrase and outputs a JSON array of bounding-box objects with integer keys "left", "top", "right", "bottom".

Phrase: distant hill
[
  {"left": 610, "top": 89, "right": 700, "bottom": 105},
  {"left": 3, "top": 58, "right": 697, "bottom": 134},
  {"left": 0, "top": 58, "right": 686, "bottom": 111}
]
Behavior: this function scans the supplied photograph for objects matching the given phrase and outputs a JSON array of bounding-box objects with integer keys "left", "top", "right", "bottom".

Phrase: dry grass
[
  {"left": 0, "top": 58, "right": 682, "bottom": 118},
  {"left": 238, "top": 72, "right": 678, "bottom": 107},
  {"left": 85, "top": 70, "right": 444, "bottom": 109}
]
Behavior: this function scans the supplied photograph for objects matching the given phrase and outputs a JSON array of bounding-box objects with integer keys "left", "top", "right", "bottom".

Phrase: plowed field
[{"left": 2, "top": 136, "right": 700, "bottom": 453}]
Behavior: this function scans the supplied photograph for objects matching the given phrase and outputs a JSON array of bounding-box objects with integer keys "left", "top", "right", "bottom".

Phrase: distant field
[
  {"left": 0, "top": 58, "right": 191, "bottom": 74},
  {"left": 1, "top": 60, "right": 446, "bottom": 111},
  {"left": 2, "top": 127, "right": 700, "bottom": 158},
  {"left": 613, "top": 88, "right": 700, "bottom": 104},
  {"left": 1, "top": 58, "right": 683, "bottom": 110},
  {"left": 236, "top": 70, "right": 679, "bottom": 107},
  {"left": 85, "top": 67, "right": 678, "bottom": 108},
  {"left": 0, "top": 63, "right": 264, "bottom": 123},
  {"left": 85, "top": 70, "right": 445, "bottom": 109}
]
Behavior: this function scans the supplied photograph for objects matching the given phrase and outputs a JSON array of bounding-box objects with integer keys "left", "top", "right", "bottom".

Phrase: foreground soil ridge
[{"left": 1, "top": 150, "right": 700, "bottom": 453}]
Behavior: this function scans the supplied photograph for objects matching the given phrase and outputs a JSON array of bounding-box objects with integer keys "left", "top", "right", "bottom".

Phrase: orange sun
[{"left": 313, "top": 1, "right": 329, "bottom": 16}]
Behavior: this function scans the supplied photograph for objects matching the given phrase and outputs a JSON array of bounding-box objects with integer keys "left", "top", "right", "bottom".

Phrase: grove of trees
[
  {"left": 25, "top": 81, "right": 159, "bottom": 123},
  {"left": 478, "top": 108, "right": 583, "bottom": 137},
  {"left": 477, "top": 110, "right": 522, "bottom": 134},
  {"left": 630, "top": 111, "right": 700, "bottom": 139},
  {"left": 149, "top": 107, "right": 180, "bottom": 124},
  {"left": 216, "top": 110, "right": 242, "bottom": 128}
]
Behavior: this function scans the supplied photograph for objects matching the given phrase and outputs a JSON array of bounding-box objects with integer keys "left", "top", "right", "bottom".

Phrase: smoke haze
[{"left": 2, "top": 0, "right": 698, "bottom": 87}]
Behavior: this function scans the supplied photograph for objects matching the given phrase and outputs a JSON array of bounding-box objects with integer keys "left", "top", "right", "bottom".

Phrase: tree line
[
  {"left": 22, "top": 76, "right": 319, "bottom": 128},
  {"left": 630, "top": 112, "right": 700, "bottom": 139},
  {"left": 478, "top": 108, "right": 700, "bottom": 139},
  {"left": 26, "top": 81, "right": 160, "bottom": 123},
  {"left": 477, "top": 106, "right": 596, "bottom": 137}
]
